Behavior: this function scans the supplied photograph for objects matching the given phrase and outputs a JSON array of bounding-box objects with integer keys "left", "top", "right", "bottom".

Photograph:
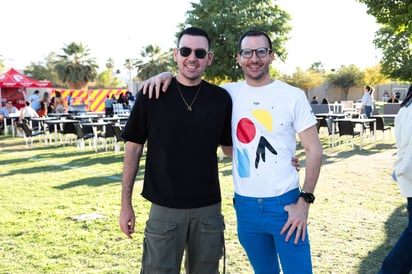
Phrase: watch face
[{"left": 300, "top": 192, "right": 315, "bottom": 203}]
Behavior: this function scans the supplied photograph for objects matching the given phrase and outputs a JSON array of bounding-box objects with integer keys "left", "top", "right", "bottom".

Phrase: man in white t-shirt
[
  {"left": 141, "top": 29, "right": 322, "bottom": 274},
  {"left": 17, "top": 101, "right": 39, "bottom": 136}
]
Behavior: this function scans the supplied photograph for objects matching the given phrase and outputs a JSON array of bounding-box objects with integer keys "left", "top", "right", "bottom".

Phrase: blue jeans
[
  {"left": 363, "top": 105, "right": 372, "bottom": 118},
  {"left": 379, "top": 197, "right": 412, "bottom": 274},
  {"left": 234, "top": 189, "right": 312, "bottom": 274}
]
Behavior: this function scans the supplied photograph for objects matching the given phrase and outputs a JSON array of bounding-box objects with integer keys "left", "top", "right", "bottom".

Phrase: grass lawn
[{"left": 0, "top": 129, "right": 406, "bottom": 273}]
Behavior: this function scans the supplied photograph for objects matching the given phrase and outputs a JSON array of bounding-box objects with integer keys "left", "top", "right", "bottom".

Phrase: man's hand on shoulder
[{"left": 141, "top": 72, "right": 173, "bottom": 99}]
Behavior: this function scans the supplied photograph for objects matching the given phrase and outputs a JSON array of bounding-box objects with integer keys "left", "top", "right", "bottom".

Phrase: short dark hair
[
  {"left": 238, "top": 29, "right": 273, "bottom": 52},
  {"left": 177, "top": 27, "right": 211, "bottom": 50}
]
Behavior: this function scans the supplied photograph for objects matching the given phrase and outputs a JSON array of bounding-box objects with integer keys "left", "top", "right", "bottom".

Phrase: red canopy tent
[{"left": 0, "top": 68, "right": 52, "bottom": 108}]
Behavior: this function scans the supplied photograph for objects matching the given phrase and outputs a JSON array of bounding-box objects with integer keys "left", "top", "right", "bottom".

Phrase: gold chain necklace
[{"left": 176, "top": 81, "right": 202, "bottom": 111}]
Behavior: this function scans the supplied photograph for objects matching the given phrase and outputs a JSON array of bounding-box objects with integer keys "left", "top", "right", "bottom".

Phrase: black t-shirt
[{"left": 122, "top": 78, "right": 233, "bottom": 209}]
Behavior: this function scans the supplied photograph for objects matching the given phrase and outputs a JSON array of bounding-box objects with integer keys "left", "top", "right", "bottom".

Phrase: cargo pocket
[
  {"left": 142, "top": 219, "right": 177, "bottom": 273},
  {"left": 200, "top": 214, "right": 225, "bottom": 263}
]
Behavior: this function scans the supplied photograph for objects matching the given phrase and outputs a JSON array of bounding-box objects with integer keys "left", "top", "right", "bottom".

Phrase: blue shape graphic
[{"left": 237, "top": 148, "right": 250, "bottom": 178}]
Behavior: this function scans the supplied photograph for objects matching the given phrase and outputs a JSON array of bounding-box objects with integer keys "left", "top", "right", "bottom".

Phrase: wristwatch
[{"left": 299, "top": 191, "right": 315, "bottom": 203}]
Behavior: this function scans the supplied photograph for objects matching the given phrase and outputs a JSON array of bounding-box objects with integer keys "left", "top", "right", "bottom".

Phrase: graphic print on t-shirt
[{"left": 236, "top": 109, "right": 277, "bottom": 178}]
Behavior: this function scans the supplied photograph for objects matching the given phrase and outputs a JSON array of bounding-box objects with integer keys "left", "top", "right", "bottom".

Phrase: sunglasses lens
[
  {"left": 179, "top": 47, "right": 208, "bottom": 59},
  {"left": 194, "top": 49, "right": 207, "bottom": 59},
  {"left": 179, "top": 47, "right": 192, "bottom": 57}
]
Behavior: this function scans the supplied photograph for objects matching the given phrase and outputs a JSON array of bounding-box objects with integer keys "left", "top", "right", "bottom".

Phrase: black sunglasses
[{"left": 177, "top": 47, "right": 209, "bottom": 59}]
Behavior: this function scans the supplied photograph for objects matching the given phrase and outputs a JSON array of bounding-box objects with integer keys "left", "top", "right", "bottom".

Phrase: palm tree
[
  {"left": 106, "top": 58, "right": 115, "bottom": 72},
  {"left": 54, "top": 42, "right": 99, "bottom": 89},
  {"left": 134, "top": 45, "right": 172, "bottom": 80}
]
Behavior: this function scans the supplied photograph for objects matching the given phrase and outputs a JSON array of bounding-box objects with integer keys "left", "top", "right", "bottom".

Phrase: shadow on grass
[
  {"left": 53, "top": 175, "right": 123, "bottom": 189},
  {"left": 53, "top": 164, "right": 145, "bottom": 189},
  {"left": 358, "top": 204, "right": 408, "bottom": 273},
  {"left": 1, "top": 148, "right": 128, "bottom": 177},
  {"left": 296, "top": 142, "right": 396, "bottom": 168}
]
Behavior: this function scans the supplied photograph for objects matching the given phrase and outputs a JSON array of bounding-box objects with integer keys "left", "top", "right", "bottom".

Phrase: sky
[{"left": 0, "top": 0, "right": 380, "bottom": 78}]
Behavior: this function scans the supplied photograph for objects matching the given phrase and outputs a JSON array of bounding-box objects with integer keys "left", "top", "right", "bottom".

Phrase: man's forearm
[
  {"left": 302, "top": 149, "right": 322, "bottom": 193},
  {"left": 121, "top": 142, "right": 143, "bottom": 206},
  {"left": 300, "top": 127, "right": 323, "bottom": 193}
]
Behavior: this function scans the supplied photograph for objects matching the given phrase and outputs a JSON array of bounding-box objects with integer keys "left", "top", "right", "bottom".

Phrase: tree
[
  {"left": 327, "top": 65, "right": 364, "bottom": 100},
  {"left": 183, "top": 0, "right": 291, "bottom": 82},
  {"left": 94, "top": 70, "right": 124, "bottom": 88},
  {"left": 363, "top": 64, "right": 390, "bottom": 87},
  {"left": 54, "top": 42, "right": 99, "bottom": 89},
  {"left": 134, "top": 45, "right": 172, "bottom": 81},
  {"left": 24, "top": 52, "right": 63, "bottom": 87},
  {"left": 91, "top": 58, "right": 124, "bottom": 88},
  {"left": 309, "top": 61, "right": 325, "bottom": 73},
  {"left": 280, "top": 67, "right": 324, "bottom": 96},
  {"left": 357, "top": 0, "right": 412, "bottom": 81},
  {"left": 374, "top": 27, "right": 412, "bottom": 80},
  {"left": 106, "top": 58, "right": 115, "bottom": 71},
  {"left": 357, "top": 0, "right": 411, "bottom": 29}
]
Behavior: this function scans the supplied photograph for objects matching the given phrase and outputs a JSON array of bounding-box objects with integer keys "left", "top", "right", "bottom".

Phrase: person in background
[
  {"left": 20, "top": 100, "right": 39, "bottom": 120},
  {"left": 141, "top": 29, "right": 322, "bottom": 274},
  {"left": 111, "top": 94, "right": 118, "bottom": 103},
  {"left": 378, "top": 84, "right": 412, "bottom": 274},
  {"left": 17, "top": 101, "right": 39, "bottom": 137},
  {"left": 41, "top": 91, "right": 53, "bottom": 114},
  {"left": 321, "top": 98, "right": 329, "bottom": 104},
  {"left": 37, "top": 101, "right": 48, "bottom": 117},
  {"left": 311, "top": 96, "right": 319, "bottom": 104},
  {"left": 104, "top": 95, "right": 113, "bottom": 117},
  {"left": 0, "top": 101, "right": 18, "bottom": 130},
  {"left": 67, "top": 91, "right": 73, "bottom": 106},
  {"left": 28, "top": 90, "right": 40, "bottom": 111},
  {"left": 125, "top": 91, "right": 135, "bottom": 109},
  {"left": 119, "top": 27, "right": 233, "bottom": 273},
  {"left": 361, "top": 85, "right": 373, "bottom": 118},
  {"left": 117, "top": 93, "right": 126, "bottom": 107},
  {"left": 54, "top": 91, "right": 65, "bottom": 113},
  {"left": 387, "top": 92, "right": 399, "bottom": 103}
]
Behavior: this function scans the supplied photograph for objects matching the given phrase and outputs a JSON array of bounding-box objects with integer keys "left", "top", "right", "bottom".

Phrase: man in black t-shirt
[{"left": 119, "top": 27, "right": 232, "bottom": 274}]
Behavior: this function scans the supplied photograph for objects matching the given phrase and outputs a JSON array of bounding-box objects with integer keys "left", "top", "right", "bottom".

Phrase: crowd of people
[
  {"left": 105, "top": 91, "right": 135, "bottom": 117},
  {"left": 0, "top": 89, "right": 134, "bottom": 136}
]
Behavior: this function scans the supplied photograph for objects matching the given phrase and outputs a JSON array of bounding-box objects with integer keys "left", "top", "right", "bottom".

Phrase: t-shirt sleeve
[
  {"left": 121, "top": 91, "right": 147, "bottom": 144},
  {"left": 293, "top": 90, "right": 317, "bottom": 133},
  {"left": 220, "top": 89, "right": 233, "bottom": 146}
]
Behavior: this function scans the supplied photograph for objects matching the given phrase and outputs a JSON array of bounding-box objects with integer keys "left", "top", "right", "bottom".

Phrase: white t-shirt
[
  {"left": 21, "top": 106, "right": 38, "bottom": 118},
  {"left": 222, "top": 80, "right": 316, "bottom": 197},
  {"left": 394, "top": 102, "right": 412, "bottom": 197}
]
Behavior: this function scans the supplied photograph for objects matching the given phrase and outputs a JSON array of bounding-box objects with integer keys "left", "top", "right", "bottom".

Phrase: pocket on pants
[
  {"left": 200, "top": 214, "right": 225, "bottom": 263},
  {"left": 142, "top": 219, "right": 177, "bottom": 272}
]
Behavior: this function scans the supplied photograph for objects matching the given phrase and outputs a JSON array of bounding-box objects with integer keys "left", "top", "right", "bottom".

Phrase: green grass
[{"left": 0, "top": 131, "right": 406, "bottom": 273}]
